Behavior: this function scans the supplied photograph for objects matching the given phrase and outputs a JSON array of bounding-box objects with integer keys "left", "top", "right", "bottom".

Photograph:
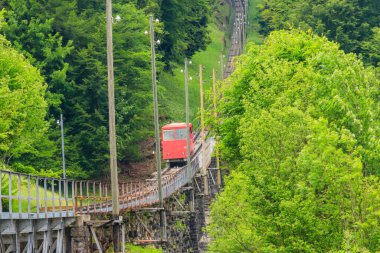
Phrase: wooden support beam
[
  {"left": 122, "top": 223, "right": 126, "bottom": 253},
  {"left": 133, "top": 239, "right": 162, "bottom": 245},
  {"left": 89, "top": 225, "right": 103, "bottom": 253},
  {"left": 0, "top": 235, "right": 5, "bottom": 253},
  {"left": 135, "top": 215, "right": 154, "bottom": 238},
  {"left": 136, "top": 208, "right": 164, "bottom": 213},
  {"left": 168, "top": 211, "right": 192, "bottom": 216},
  {"left": 172, "top": 196, "right": 186, "bottom": 211}
]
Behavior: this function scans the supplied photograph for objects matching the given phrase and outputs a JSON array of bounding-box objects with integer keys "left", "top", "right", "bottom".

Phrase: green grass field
[
  {"left": 126, "top": 244, "right": 162, "bottom": 253},
  {"left": 159, "top": 22, "right": 226, "bottom": 126},
  {"left": 105, "top": 244, "right": 163, "bottom": 253},
  {"left": 247, "top": 0, "right": 264, "bottom": 44}
]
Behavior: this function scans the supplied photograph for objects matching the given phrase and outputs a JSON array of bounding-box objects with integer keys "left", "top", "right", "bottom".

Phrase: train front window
[
  {"left": 175, "top": 128, "right": 187, "bottom": 140},
  {"left": 163, "top": 130, "right": 175, "bottom": 141}
]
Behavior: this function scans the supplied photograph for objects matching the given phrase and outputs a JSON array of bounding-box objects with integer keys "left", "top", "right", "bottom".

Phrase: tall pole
[
  {"left": 245, "top": 0, "right": 248, "bottom": 42},
  {"left": 106, "top": 0, "right": 120, "bottom": 251},
  {"left": 184, "top": 58, "right": 192, "bottom": 183},
  {"left": 212, "top": 69, "right": 221, "bottom": 191},
  {"left": 59, "top": 114, "right": 66, "bottom": 179},
  {"left": 200, "top": 65, "right": 209, "bottom": 196},
  {"left": 149, "top": 15, "right": 166, "bottom": 241},
  {"left": 220, "top": 54, "right": 224, "bottom": 80}
]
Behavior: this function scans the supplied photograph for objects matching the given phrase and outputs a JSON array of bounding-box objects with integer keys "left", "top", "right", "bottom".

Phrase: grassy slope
[
  {"left": 159, "top": 5, "right": 231, "bottom": 126},
  {"left": 159, "top": 0, "right": 264, "bottom": 127},
  {"left": 247, "top": 0, "right": 264, "bottom": 44}
]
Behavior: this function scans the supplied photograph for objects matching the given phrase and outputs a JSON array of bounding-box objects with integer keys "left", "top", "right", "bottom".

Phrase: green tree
[
  {"left": 54, "top": 2, "right": 155, "bottom": 176},
  {"left": 159, "top": 0, "right": 211, "bottom": 67},
  {"left": 0, "top": 0, "right": 74, "bottom": 173},
  {"left": 209, "top": 30, "right": 380, "bottom": 252},
  {"left": 0, "top": 30, "right": 53, "bottom": 168},
  {"left": 258, "top": 0, "right": 380, "bottom": 66},
  {"left": 362, "top": 27, "right": 380, "bottom": 66},
  {"left": 0, "top": 0, "right": 73, "bottom": 108}
]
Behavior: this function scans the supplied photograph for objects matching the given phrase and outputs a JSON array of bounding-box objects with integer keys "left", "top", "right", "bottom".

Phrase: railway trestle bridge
[{"left": 0, "top": 137, "right": 217, "bottom": 253}]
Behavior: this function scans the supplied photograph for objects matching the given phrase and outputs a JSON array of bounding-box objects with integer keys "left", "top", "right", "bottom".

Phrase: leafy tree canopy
[
  {"left": 159, "top": 0, "right": 211, "bottom": 67},
  {"left": 0, "top": 28, "right": 54, "bottom": 170},
  {"left": 258, "top": 0, "right": 380, "bottom": 66},
  {"left": 209, "top": 30, "right": 380, "bottom": 252}
]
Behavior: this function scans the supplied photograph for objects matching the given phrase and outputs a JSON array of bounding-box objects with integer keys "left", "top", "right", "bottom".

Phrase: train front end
[{"left": 161, "top": 123, "right": 194, "bottom": 167}]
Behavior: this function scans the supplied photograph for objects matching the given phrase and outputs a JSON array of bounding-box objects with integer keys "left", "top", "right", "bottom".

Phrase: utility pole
[
  {"left": 212, "top": 69, "right": 221, "bottom": 190},
  {"left": 199, "top": 65, "right": 209, "bottom": 196},
  {"left": 149, "top": 15, "right": 167, "bottom": 242},
  {"left": 58, "top": 113, "right": 66, "bottom": 180},
  {"left": 184, "top": 58, "right": 192, "bottom": 183},
  {"left": 220, "top": 55, "right": 224, "bottom": 80},
  {"left": 58, "top": 113, "right": 68, "bottom": 201},
  {"left": 106, "top": 0, "right": 120, "bottom": 251}
]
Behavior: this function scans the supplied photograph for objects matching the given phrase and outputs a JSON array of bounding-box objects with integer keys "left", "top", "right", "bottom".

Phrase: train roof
[{"left": 162, "top": 122, "right": 192, "bottom": 129}]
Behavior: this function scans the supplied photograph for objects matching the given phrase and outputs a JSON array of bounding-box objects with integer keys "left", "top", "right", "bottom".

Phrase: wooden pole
[
  {"left": 200, "top": 65, "right": 208, "bottom": 196},
  {"left": 185, "top": 58, "right": 192, "bottom": 183},
  {"left": 106, "top": 0, "right": 120, "bottom": 251},
  {"left": 220, "top": 54, "right": 224, "bottom": 80},
  {"left": 149, "top": 15, "right": 166, "bottom": 241},
  {"left": 59, "top": 113, "right": 66, "bottom": 179},
  {"left": 212, "top": 68, "right": 221, "bottom": 190}
]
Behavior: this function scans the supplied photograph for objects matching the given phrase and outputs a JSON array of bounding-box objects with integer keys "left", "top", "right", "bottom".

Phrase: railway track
[
  {"left": 71, "top": 132, "right": 213, "bottom": 214},
  {"left": 224, "top": 0, "right": 247, "bottom": 78}
]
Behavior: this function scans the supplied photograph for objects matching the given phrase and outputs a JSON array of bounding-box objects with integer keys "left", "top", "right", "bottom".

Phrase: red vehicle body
[{"left": 161, "top": 123, "right": 194, "bottom": 163}]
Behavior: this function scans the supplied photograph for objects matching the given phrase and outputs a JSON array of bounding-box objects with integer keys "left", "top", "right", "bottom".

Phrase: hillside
[
  {"left": 159, "top": 1, "right": 232, "bottom": 124},
  {"left": 0, "top": 0, "right": 223, "bottom": 178}
]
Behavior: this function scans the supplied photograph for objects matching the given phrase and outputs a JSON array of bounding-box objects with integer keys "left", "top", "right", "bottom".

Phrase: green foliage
[
  {"left": 159, "top": 0, "right": 211, "bottom": 67},
  {"left": 61, "top": 2, "right": 155, "bottom": 176},
  {"left": 362, "top": 27, "right": 380, "bottom": 67},
  {"left": 209, "top": 30, "right": 380, "bottom": 251},
  {"left": 1, "top": 0, "right": 73, "bottom": 107},
  {"left": 0, "top": 0, "right": 217, "bottom": 178},
  {"left": 258, "top": 0, "right": 380, "bottom": 66},
  {"left": 124, "top": 244, "right": 162, "bottom": 253},
  {"left": 159, "top": 22, "right": 226, "bottom": 123},
  {"left": 0, "top": 34, "right": 54, "bottom": 168},
  {"left": 246, "top": 0, "right": 264, "bottom": 44}
]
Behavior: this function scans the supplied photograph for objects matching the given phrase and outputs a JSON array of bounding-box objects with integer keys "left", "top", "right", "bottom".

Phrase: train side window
[
  {"left": 163, "top": 130, "right": 175, "bottom": 141},
  {"left": 175, "top": 128, "right": 187, "bottom": 140}
]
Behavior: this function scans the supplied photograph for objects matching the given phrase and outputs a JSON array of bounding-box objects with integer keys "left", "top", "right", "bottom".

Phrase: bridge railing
[
  {"left": 75, "top": 137, "right": 214, "bottom": 214},
  {"left": 74, "top": 180, "right": 113, "bottom": 214},
  {"left": 0, "top": 170, "right": 76, "bottom": 219},
  {"left": 1, "top": 137, "right": 215, "bottom": 217}
]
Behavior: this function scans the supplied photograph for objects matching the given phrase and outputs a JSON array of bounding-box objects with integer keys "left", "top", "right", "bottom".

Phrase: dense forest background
[
  {"left": 257, "top": 0, "right": 380, "bottom": 66},
  {"left": 0, "top": 0, "right": 217, "bottom": 178}
]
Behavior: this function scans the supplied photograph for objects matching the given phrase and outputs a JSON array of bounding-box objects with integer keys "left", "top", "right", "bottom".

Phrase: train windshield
[
  {"left": 163, "top": 130, "right": 175, "bottom": 140},
  {"left": 175, "top": 128, "right": 187, "bottom": 140}
]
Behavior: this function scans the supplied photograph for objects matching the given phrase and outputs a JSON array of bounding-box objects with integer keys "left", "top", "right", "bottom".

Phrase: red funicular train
[{"left": 161, "top": 123, "right": 194, "bottom": 167}]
